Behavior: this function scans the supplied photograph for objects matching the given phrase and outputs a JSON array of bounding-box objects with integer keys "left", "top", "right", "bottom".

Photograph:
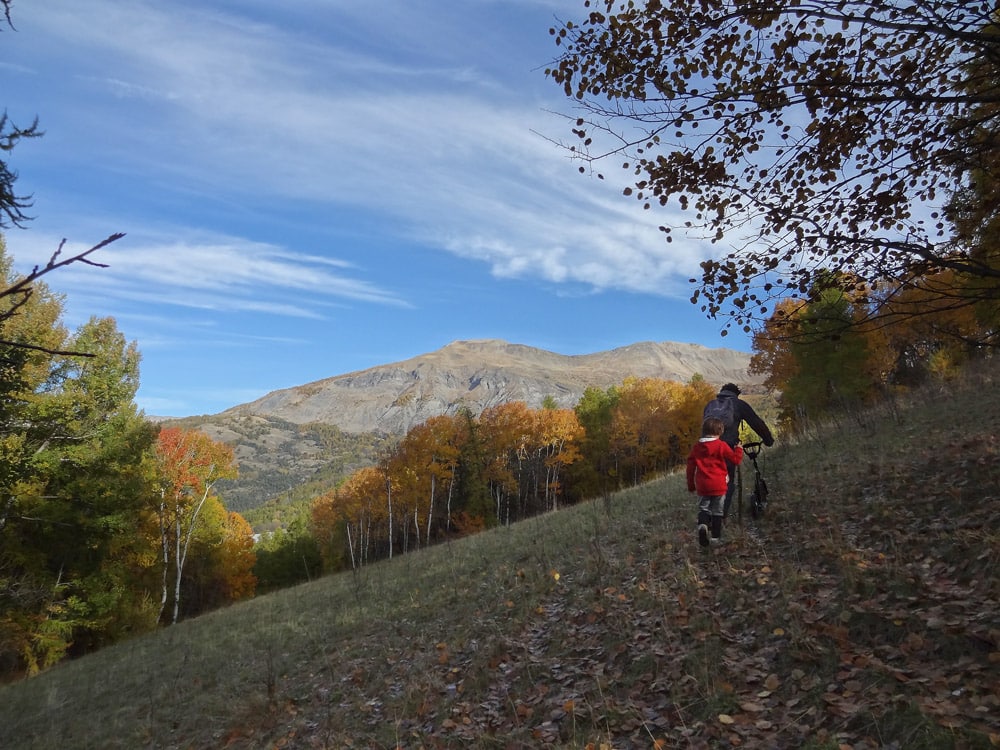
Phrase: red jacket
[{"left": 686, "top": 437, "right": 743, "bottom": 496}]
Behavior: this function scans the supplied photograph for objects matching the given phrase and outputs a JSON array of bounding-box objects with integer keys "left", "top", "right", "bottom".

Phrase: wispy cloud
[
  {"left": 11, "top": 230, "right": 410, "bottom": 318},
  {"left": 1, "top": 1, "right": 739, "bottom": 416},
  {"left": 14, "top": 0, "right": 711, "bottom": 300}
]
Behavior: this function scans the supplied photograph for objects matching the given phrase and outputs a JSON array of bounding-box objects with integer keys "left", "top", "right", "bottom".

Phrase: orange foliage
[
  {"left": 610, "top": 377, "right": 710, "bottom": 483},
  {"left": 217, "top": 511, "right": 257, "bottom": 601},
  {"left": 308, "top": 380, "right": 719, "bottom": 567},
  {"left": 153, "top": 427, "right": 239, "bottom": 623},
  {"left": 749, "top": 298, "right": 802, "bottom": 392}
]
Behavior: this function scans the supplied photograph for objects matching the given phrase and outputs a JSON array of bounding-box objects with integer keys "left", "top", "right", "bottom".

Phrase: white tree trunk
[{"left": 171, "top": 483, "right": 213, "bottom": 625}]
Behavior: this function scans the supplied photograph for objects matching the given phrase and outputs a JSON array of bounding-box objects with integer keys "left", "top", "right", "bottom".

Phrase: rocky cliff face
[{"left": 222, "top": 339, "right": 760, "bottom": 436}]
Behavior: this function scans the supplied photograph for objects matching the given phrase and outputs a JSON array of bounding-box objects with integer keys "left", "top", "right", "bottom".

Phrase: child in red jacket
[{"left": 687, "top": 417, "right": 744, "bottom": 547}]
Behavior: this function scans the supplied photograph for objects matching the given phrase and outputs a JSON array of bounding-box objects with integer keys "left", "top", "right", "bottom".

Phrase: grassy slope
[{"left": 1, "top": 369, "right": 998, "bottom": 749}]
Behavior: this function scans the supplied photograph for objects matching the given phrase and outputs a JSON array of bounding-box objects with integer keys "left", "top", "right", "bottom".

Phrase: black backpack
[{"left": 703, "top": 397, "right": 736, "bottom": 432}]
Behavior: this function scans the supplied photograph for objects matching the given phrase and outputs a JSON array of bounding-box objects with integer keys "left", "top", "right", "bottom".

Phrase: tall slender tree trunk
[
  {"left": 346, "top": 522, "right": 356, "bottom": 571},
  {"left": 446, "top": 474, "right": 455, "bottom": 533},
  {"left": 386, "top": 480, "right": 393, "bottom": 560},
  {"left": 172, "top": 515, "right": 183, "bottom": 625},
  {"left": 171, "top": 485, "right": 212, "bottom": 625},
  {"left": 157, "top": 492, "right": 169, "bottom": 624}
]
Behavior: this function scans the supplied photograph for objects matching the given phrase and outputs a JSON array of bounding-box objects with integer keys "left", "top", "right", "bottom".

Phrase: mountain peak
[{"left": 223, "top": 339, "right": 759, "bottom": 435}]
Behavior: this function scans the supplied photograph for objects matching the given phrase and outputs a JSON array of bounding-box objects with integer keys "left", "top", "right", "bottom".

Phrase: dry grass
[{"left": 1, "top": 365, "right": 998, "bottom": 749}]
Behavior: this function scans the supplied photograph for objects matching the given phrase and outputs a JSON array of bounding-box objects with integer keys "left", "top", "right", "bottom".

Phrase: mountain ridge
[
  {"left": 174, "top": 338, "right": 761, "bottom": 512},
  {"left": 221, "top": 338, "right": 759, "bottom": 435}
]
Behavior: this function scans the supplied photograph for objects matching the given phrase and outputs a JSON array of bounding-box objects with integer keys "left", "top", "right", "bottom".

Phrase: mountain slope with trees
[
  {"left": 216, "top": 338, "right": 759, "bottom": 434},
  {"left": 173, "top": 339, "right": 761, "bottom": 514},
  {"left": 0, "top": 238, "right": 257, "bottom": 678},
  {"left": 1, "top": 366, "right": 996, "bottom": 748}
]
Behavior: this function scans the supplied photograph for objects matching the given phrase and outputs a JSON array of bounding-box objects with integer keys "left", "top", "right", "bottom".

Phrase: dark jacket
[{"left": 716, "top": 390, "right": 774, "bottom": 448}]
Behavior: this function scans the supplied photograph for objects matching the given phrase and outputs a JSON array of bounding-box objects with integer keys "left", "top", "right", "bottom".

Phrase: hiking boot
[
  {"left": 710, "top": 537, "right": 724, "bottom": 547},
  {"left": 711, "top": 516, "right": 724, "bottom": 539},
  {"left": 697, "top": 524, "right": 710, "bottom": 547}
]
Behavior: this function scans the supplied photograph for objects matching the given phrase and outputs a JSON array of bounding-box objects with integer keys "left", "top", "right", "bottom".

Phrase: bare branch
[{"left": 1, "top": 233, "right": 125, "bottom": 357}]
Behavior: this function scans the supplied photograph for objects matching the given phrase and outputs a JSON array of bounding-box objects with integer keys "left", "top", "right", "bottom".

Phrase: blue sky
[{"left": 1, "top": 0, "right": 743, "bottom": 417}]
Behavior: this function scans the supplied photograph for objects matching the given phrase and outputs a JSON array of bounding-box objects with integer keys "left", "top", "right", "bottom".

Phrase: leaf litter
[{"left": 217, "top": 377, "right": 998, "bottom": 749}]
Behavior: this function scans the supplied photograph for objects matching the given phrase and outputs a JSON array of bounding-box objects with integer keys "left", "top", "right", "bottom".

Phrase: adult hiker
[{"left": 703, "top": 383, "right": 774, "bottom": 519}]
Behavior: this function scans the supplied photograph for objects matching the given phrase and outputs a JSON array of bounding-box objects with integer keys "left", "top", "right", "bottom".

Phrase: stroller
[{"left": 742, "top": 442, "right": 769, "bottom": 521}]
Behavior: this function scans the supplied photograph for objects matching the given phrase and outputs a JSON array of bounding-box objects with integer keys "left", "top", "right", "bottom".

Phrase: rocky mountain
[
  {"left": 176, "top": 339, "right": 761, "bottom": 513},
  {"left": 221, "top": 339, "right": 759, "bottom": 436}
]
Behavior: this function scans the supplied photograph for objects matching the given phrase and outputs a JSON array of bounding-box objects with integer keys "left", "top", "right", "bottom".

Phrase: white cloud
[
  {"left": 9, "top": 230, "right": 410, "bottom": 318},
  {"left": 0, "top": 0, "right": 746, "bottom": 419},
  {"left": 10, "top": 0, "right": 710, "bottom": 302}
]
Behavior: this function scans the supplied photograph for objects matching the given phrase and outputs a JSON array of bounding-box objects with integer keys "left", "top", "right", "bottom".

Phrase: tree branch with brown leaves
[{"left": 547, "top": 0, "right": 1000, "bottom": 338}]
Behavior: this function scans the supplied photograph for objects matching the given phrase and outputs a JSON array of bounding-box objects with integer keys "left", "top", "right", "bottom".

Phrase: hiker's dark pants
[{"left": 723, "top": 459, "right": 737, "bottom": 518}]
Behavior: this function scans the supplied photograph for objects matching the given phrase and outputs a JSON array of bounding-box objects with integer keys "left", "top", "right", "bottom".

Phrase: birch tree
[{"left": 153, "top": 428, "right": 237, "bottom": 625}]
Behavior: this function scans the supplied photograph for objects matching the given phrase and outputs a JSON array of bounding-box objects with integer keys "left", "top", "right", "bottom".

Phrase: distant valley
[{"left": 166, "top": 339, "right": 761, "bottom": 513}]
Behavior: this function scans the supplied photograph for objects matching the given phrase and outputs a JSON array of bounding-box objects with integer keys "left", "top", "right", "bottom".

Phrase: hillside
[
  {"left": 2, "top": 366, "right": 996, "bottom": 748},
  {"left": 172, "top": 339, "right": 761, "bottom": 512},
  {"left": 222, "top": 339, "right": 758, "bottom": 434},
  {"left": 162, "top": 415, "right": 393, "bottom": 514}
]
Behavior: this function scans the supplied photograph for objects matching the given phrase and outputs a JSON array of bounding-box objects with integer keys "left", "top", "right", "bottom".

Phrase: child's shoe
[{"left": 697, "top": 524, "right": 710, "bottom": 547}]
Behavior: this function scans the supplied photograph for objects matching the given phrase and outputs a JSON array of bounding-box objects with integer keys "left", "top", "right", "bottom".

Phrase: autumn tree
[
  {"left": 751, "top": 271, "right": 988, "bottom": 428},
  {"left": 751, "top": 277, "right": 915, "bottom": 428},
  {"left": 424, "top": 415, "right": 465, "bottom": 534},
  {"left": 311, "top": 465, "right": 387, "bottom": 572},
  {"left": 604, "top": 377, "right": 715, "bottom": 486},
  {"left": 176, "top": 504, "right": 257, "bottom": 616},
  {"left": 216, "top": 511, "right": 257, "bottom": 600},
  {"left": 0, "top": 245, "right": 158, "bottom": 674},
  {"left": 152, "top": 428, "right": 238, "bottom": 625},
  {"left": 390, "top": 415, "right": 463, "bottom": 547},
  {"left": 311, "top": 404, "right": 583, "bottom": 570},
  {"left": 547, "top": 1, "right": 1000, "bottom": 335},
  {"left": 534, "top": 406, "right": 584, "bottom": 511},
  {"left": 309, "top": 488, "right": 342, "bottom": 572},
  {"left": 478, "top": 402, "right": 537, "bottom": 525},
  {"left": 748, "top": 299, "right": 804, "bottom": 395},
  {"left": 853, "top": 270, "right": 988, "bottom": 385},
  {"left": 609, "top": 377, "right": 691, "bottom": 484},
  {"left": 303, "top": 385, "right": 718, "bottom": 573}
]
